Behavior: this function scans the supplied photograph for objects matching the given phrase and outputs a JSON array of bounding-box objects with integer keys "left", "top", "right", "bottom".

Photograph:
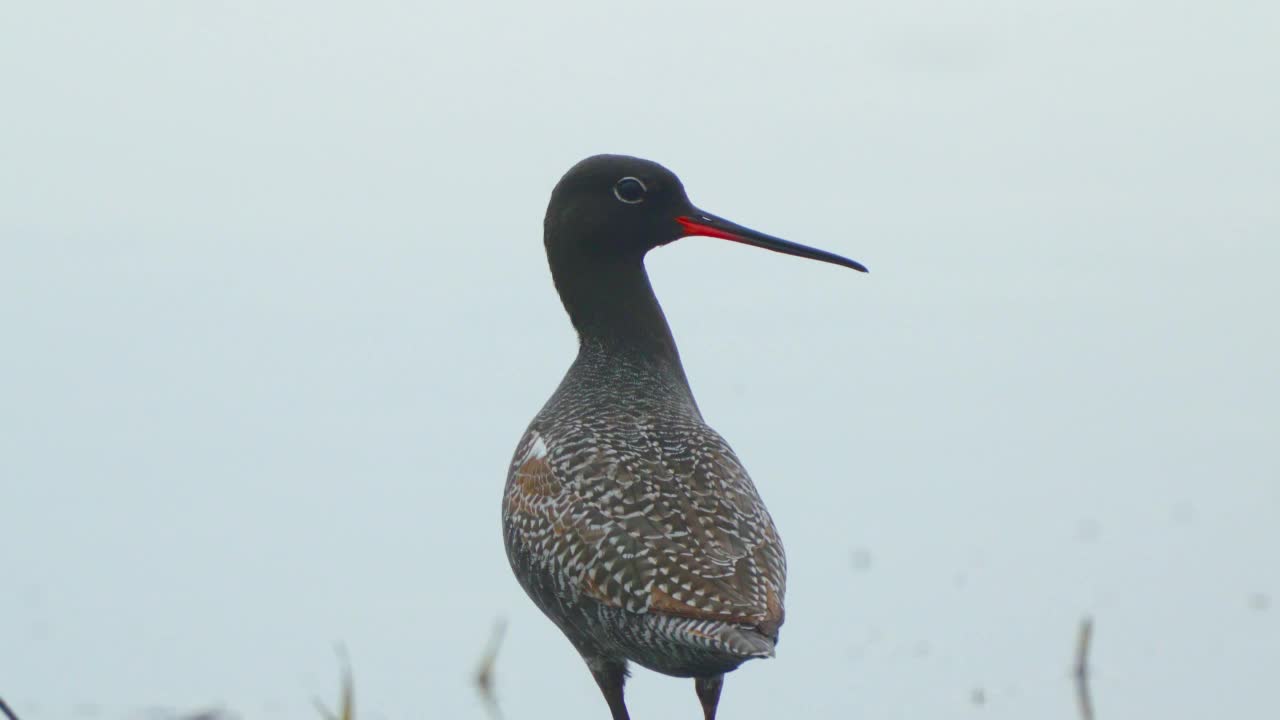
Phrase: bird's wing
[{"left": 503, "top": 424, "right": 786, "bottom": 636}]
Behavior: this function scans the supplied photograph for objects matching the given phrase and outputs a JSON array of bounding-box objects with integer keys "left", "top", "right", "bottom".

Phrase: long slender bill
[{"left": 675, "top": 210, "right": 868, "bottom": 273}]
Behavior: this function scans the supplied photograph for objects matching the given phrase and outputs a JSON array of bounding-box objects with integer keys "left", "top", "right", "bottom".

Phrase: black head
[
  {"left": 544, "top": 154, "right": 868, "bottom": 272},
  {"left": 544, "top": 155, "right": 693, "bottom": 264},
  {"left": 542, "top": 154, "right": 866, "bottom": 355}
]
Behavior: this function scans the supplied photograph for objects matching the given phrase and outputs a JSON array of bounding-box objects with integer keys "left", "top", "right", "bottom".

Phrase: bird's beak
[{"left": 675, "top": 210, "right": 868, "bottom": 273}]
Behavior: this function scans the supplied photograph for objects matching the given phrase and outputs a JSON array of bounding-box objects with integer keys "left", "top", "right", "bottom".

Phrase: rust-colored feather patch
[
  {"left": 581, "top": 570, "right": 618, "bottom": 606},
  {"left": 759, "top": 585, "right": 784, "bottom": 639},
  {"left": 505, "top": 456, "right": 560, "bottom": 517}
]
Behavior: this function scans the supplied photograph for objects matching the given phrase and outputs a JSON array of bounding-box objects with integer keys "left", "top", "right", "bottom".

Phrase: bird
[{"left": 502, "top": 154, "right": 866, "bottom": 720}]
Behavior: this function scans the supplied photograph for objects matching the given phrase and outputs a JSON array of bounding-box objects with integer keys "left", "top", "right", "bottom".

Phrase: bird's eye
[{"left": 612, "top": 176, "right": 647, "bottom": 204}]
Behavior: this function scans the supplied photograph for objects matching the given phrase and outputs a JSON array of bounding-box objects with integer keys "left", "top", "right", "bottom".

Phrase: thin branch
[
  {"left": 473, "top": 617, "right": 507, "bottom": 720},
  {"left": 1073, "top": 616, "right": 1095, "bottom": 720},
  {"left": 314, "top": 645, "right": 355, "bottom": 720},
  {"left": 0, "top": 698, "right": 20, "bottom": 720}
]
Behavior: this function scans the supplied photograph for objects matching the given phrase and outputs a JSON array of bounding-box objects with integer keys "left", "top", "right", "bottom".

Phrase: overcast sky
[{"left": 2, "top": 2, "right": 1277, "bottom": 719}]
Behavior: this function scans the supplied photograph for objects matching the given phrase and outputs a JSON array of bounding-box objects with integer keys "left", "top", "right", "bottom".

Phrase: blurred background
[{"left": 2, "top": 1, "right": 1277, "bottom": 718}]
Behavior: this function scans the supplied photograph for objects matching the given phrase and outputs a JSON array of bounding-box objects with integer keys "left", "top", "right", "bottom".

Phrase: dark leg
[
  {"left": 587, "top": 657, "right": 631, "bottom": 720},
  {"left": 694, "top": 674, "right": 724, "bottom": 720}
]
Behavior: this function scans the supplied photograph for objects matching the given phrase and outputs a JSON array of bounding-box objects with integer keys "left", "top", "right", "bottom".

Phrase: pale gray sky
[{"left": 2, "top": 2, "right": 1277, "bottom": 719}]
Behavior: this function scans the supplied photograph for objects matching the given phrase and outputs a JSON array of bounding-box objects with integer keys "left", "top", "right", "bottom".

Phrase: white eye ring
[{"left": 612, "top": 176, "right": 647, "bottom": 204}]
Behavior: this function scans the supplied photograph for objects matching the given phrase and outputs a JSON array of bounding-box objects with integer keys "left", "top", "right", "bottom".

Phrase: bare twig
[
  {"left": 0, "top": 697, "right": 19, "bottom": 720},
  {"left": 1073, "top": 616, "right": 1095, "bottom": 720},
  {"left": 473, "top": 617, "right": 508, "bottom": 720},
  {"left": 314, "top": 645, "right": 355, "bottom": 720}
]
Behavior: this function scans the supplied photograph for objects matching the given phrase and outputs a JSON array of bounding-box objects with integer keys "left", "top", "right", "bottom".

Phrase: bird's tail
[{"left": 712, "top": 623, "right": 776, "bottom": 659}]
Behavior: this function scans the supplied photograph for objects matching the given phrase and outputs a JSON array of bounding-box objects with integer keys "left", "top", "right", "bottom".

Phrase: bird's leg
[
  {"left": 587, "top": 657, "right": 631, "bottom": 720},
  {"left": 694, "top": 674, "right": 724, "bottom": 720}
]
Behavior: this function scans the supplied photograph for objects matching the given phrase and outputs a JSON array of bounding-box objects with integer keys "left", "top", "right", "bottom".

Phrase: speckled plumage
[{"left": 502, "top": 341, "right": 786, "bottom": 678}]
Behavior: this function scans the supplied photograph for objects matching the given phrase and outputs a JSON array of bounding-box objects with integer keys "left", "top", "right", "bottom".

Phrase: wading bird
[{"left": 503, "top": 155, "right": 866, "bottom": 719}]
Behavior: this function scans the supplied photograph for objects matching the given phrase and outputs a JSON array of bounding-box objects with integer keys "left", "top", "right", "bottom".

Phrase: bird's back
[{"left": 502, "top": 348, "right": 786, "bottom": 674}]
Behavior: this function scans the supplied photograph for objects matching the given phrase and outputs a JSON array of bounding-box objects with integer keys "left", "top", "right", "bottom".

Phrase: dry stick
[
  {"left": 473, "top": 617, "right": 508, "bottom": 720},
  {"left": 0, "top": 697, "right": 19, "bottom": 720},
  {"left": 314, "top": 645, "right": 355, "bottom": 720},
  {"left": 1074, "top": 617, "right": 1096, "bottom": 720}
]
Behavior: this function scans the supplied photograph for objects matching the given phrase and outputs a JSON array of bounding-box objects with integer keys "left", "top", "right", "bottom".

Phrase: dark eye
[{"left": 612, "top": 176, "right": 647, "bottom": 204}]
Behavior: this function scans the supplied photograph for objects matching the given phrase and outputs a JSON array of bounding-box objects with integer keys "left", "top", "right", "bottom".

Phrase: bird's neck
[{"left": 553, "top": 256, "right": 697, "bottom": 408}]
